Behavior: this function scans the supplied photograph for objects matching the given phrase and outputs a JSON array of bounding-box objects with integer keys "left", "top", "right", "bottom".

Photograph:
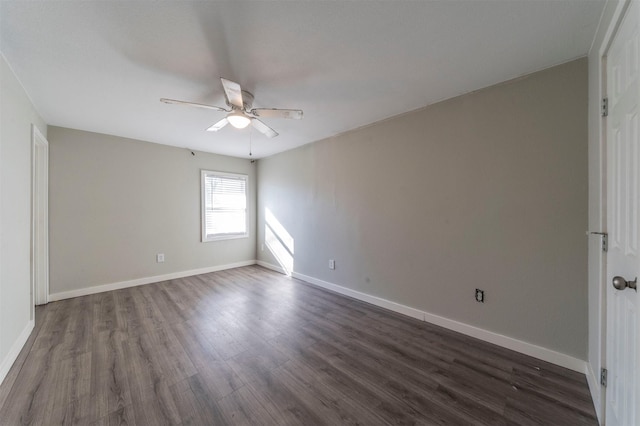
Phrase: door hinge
[
  {"left": 601, "top": 368, "right": 608, "bottom": 387},
  {"left": 586, "top": 231, "right": 608, "bottom": 252},
  {"left": 602, "top": 97, "right": 608, "bottom": 117}
]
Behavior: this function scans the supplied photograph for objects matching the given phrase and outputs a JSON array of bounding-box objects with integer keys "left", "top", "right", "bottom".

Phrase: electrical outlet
[
  {"left": 261, "top": 244, "right": 265, "bottom": 251},
  {"left": 475, "top": 289, "right": 484, "bottom": 303},
  {"left": 329, "top": 259, "right": 335, "bottom": 270},
  {"left": 157, "top": 253, "right": 165, "bottom": 263}
]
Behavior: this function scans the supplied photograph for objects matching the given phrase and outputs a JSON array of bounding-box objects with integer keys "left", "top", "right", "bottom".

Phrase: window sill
[{"left": 203, "top": 234, "right": 249, "bottom": 242}]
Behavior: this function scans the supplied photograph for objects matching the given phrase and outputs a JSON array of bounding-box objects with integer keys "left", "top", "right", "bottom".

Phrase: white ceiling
[{"left": 1, "top": 1, "right": 605, "bottom": 159}]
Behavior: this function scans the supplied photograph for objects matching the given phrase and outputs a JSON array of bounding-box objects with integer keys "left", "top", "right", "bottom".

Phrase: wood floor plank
[
  {"left": 307, "top": 340, "right": 464, "bottom": 425},
  {"left": 216, "top": 385, "right": 279, "bottom": 425},
  {"left": 91, "top": 293, "right": 118, "bottom": 335},
  {"left": 227, "top": 343, "right": 289, "bottom": 387},
  {"left": 120, "top": 328, "right": 196, "bottom": 409},
  {"left": 89, "top": 405, "right": 135, "bottom": 426},
  {"left": 190, "top": 322, "right": 250, "bottom": 361},
  {"left": 194, "top": 364, "right": 244, "bottom": 402},
  {"left": 140, "top": 282, "right": 191, "bottom": 325},
  {"left": 509, "top": 367, "right": 596, "bottom": 419},
  {"left": 169, "top": 373, "right": 228, "bottom": 425},
  {"left": 169, "top": 319, "right": 225, "bottom": 367},
  {"left": 244, "top": 369, "right": 328, "bottom": 426},
  {"left": 0, "top": 265, "right": 598, "bottom": 425},
  {"left": 504, "top": 391, "right": 598, "bottom": 426},
  {"left": 279, "top": 359, "right": 390, "bottom": 425},
  {"left": 113, "top": 287, "right": 167, "bottom": 338},
  {"left": 268, "top": 364, "right": 370, "bottom": 426},
  {"left": 128, "top": 381, "right": 182, "bottom": 426},
  {"left": 430, "top": 361, "right": 513, "bottom": 415},
  {"left": 88, "top": 330, "right": 132, "bottom": 421}
]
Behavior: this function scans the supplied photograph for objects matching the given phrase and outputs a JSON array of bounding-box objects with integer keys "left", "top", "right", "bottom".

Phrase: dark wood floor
[{"left": 0, "top": 265, "right": 597, "bottom": 425}]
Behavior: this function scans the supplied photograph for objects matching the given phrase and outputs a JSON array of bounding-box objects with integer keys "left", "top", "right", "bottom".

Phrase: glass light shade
[{"left": 227, "top": 112, "right": 251, "bottom": 129}]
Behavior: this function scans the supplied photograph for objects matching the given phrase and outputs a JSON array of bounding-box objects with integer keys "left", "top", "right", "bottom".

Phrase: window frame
[{"left": 200, "top": 170, "right": 249, "bottom": 242}]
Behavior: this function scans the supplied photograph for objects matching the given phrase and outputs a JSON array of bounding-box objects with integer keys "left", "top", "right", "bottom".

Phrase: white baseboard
[
  {"left": 49, "top": 260, "right": 257, "bottom": 301},
  {"left": 286, "top": 270, "right": 587, "bottom": 373},
  {"left": 292, "top": 271, "right": 424, "bottom": 321},
  {"left": 49, "top": 261, "right": 588, "bottom": 374},
  {"left": 0, "top": 320, "right": 34, "bottom": 386},
  {"left": 420, "top": 310, "right": 586, "bottom": 372},
  {"left": 585, "top": 362, "right": 603, "bottom": 424},
  {"left": 257, "top": 260, "right": 287, "bottom": 275}
]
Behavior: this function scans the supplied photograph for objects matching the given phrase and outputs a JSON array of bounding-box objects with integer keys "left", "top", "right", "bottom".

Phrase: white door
[
  {"left": 31, "top": 125, "right": 49, "bottom": 308},
  {"left": 605, "top": 1, "right": 640, "bottom": 425}
]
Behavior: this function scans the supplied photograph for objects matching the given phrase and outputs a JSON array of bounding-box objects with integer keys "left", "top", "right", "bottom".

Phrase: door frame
[
  {"left": 598, "top": 0, "right": 636, "bottom": 422},
  {"left": 31, "top": 124, "right": 49, "bottom": 311}
]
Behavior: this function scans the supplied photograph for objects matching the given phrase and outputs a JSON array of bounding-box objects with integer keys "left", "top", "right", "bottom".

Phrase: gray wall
[
  {"left": 48, "top": 127, "right": 256, "bottom": 295},
  {"left": 258, "top": 58, "right": 588, "bottom": 359},
  {"left": 0, "top": 54, "right": 47, "bottom": 380}
]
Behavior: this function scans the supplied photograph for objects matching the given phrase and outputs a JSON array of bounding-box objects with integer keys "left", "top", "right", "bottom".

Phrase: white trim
[
  {"left": 585, "top": 362, "right": 602, "bottom": 422},
  {"left": 0, "top": 320, "right": 34, "bottom": 386},
  {"left": 201, "top": 170, "right": 249, "bottom": 243},
  {"left": 588, "top": 0, "right": 608, "bottom": 55},
  {"left": 257, "top": 260, "right": 287, "bottom": 275},
  {"left": 31, "top": 124, "right": 49, "bottom": 307},
  {"left": 288, "top": 270, "right": 587, "bottom": 373},
  {"left": 421, "top": 309, "right": 586, "bottom": 372},
  {"left": 49, "top": 260, "right": 257, "bottom": 301},
  {"left": 293, "top": 271, "right": 424, "bottom": 321},
  {"left": 598, "top": 0, "right": 630, "bottom": 57}
]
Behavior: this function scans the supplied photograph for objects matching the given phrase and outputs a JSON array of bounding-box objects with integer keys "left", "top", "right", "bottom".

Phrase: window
[{"left": 201, "top": 170, "right": 248, "bottom": 241}]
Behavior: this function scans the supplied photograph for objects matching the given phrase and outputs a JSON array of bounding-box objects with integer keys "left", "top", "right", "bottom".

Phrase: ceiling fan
[{"left": 160, "top": 78, "right": 303, "bottom": 138}]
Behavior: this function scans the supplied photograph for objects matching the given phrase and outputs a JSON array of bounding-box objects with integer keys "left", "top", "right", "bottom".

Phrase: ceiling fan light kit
[
  {"left": 161, "top": 77, "right": 303, "bottom": 138},
  {"left": 227, "top": 111, "right": 251, "bottom": 129}
]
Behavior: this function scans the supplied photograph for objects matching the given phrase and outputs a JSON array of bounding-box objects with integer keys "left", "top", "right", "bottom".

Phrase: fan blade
[
  {"left": 251, "top": 108, "right": 303, "bottom": 120},
  {"left": 206, "top": 118, "right": 229, "bottom": 132},
  {"left": 220, "top": 78, "right": 244, "bottom": 109},
  {"left": 251, "top": 118, "right": 278, "bottom": 138},
  {"left": 160, "top": 98, "right": 227, "bottom": 112}
]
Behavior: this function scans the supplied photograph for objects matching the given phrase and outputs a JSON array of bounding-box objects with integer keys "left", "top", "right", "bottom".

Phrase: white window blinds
[{"left": 201, "top": 171, "right": 248, "bottom": 241}]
